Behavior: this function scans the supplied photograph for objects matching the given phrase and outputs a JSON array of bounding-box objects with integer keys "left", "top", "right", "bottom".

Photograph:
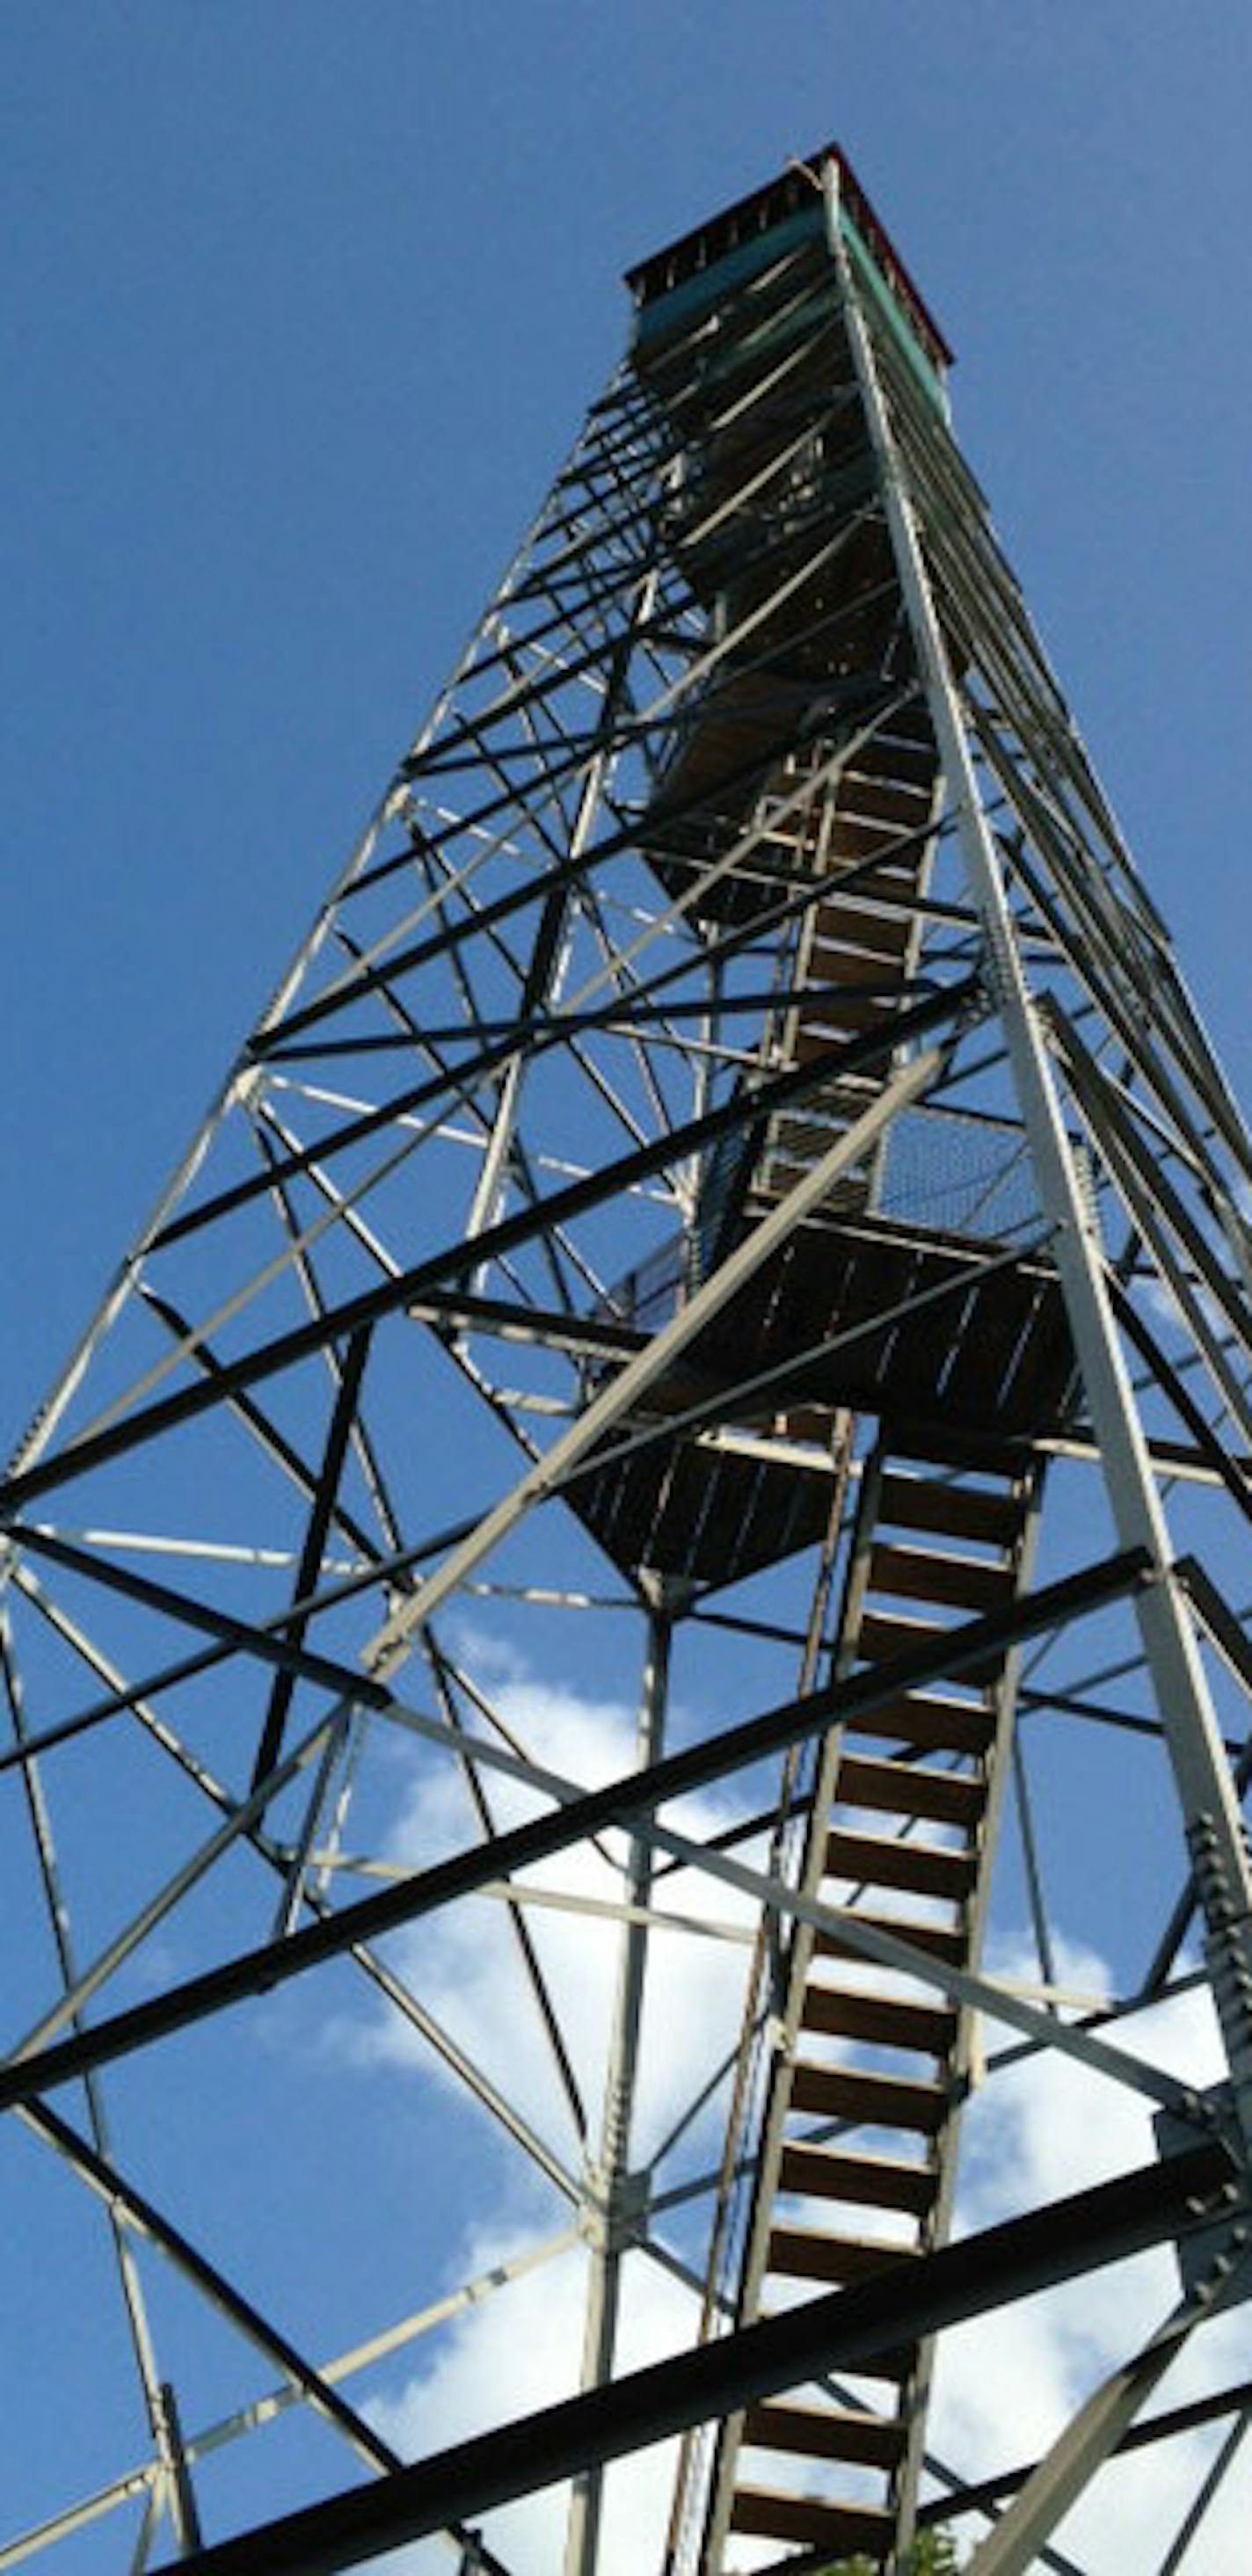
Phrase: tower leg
[
  {"left": 831, "top": 164, "right": 1252, "bottom": 2159},
  {"left": 564, "top": 1591, "right": 673, "bottom": 2576}
]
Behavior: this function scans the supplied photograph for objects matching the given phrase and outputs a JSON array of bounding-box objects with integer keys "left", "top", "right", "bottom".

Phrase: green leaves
[{"left": 822, "top": 2533, "right": 962, "bottom": 2576}]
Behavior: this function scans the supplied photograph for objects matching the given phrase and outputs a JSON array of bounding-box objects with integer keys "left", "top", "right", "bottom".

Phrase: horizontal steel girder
[
  {"left": 0, "top": 977, "right": 979, "bottom": 1517},
  {"left": 0, "top": 1545, "right": 1154, "bottom": 2115},
  {"left": 153, "top": 2137, "right": 1239, "bottom": 2576}
]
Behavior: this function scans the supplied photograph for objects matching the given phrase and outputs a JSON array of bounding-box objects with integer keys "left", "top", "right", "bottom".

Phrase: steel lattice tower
[{"left": 3, "top": 145, "right": 1251, "bottom": 2576}]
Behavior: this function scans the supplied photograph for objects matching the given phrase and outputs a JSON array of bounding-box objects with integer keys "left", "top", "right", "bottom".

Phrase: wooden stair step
[
  {"left": 790, "top": 2057, "right": 949, "bottom": 2134},
  {"left": 753, "top": 2323, "right": 921, "bottom": 2385},
  {"left": 843, "top": 730, "right": 935, "bottom": 775},
  {"left": 773, "top": 1402, "right": 843, "bottom": 1444},
  {"left": 836, "top": 1750, "right": 985, "bottom": 1829},
  {"left": 851, "top": 1690, "right": 994, "bottom": 1756},
  {"left": 779, "top": 2140, "right": 937, "bottom": 2216},
  {"left": 803, "top": 935, "right": 909, "bottom": 988},
  {"left": 837, "top": 724, "right": 931, "bottom": 773},
  {"left": 828, "top": 814, "right": 916, "bottom": 865},
  {"left": 878, "top": 1469, "right": 1023, "bottom": 1546},
  {"left": 868, "top": 1540, "right": 1016, "bottom": 1613},
  {"left": 857, "top": 1607, "right": 1007, "bottom": 1686},
  {"left": 837, "top": 775, "right": 934, "bottom": 830},
  {"left": 816, "top": 1908, "right": 968, "bottom": 1968},
  {"left": 892, "top": 1426, "right": 1033, "bottom": 1476},
  {"left": 826, "top": 1825, "right": 976, "bottom": 1903},
  {"left": 767, "top": 2225, "right": 919, "bottom": 2285},
  {"left": 825, "top": 855, "right": 925, "bottom": 897},
  {"left": 800, "top": 1983, "right": 957, "bottom": 2056},
  {"left": 846, "top": 726, "right": 935, "bottom": 773},
  {"left": 856, "top": 730, "right": 935, "bottom": 781},
  {"left": 743, "top": 2398, "right": 906, "bottom": 2470},
  {"left": 731, "top": 2488, "right": 896, "bottom": 2557},
  {"left": 812, "top": 902, "right": 912, "bottom": 961},
  {"left": 793, "top": 996, "right": 900, "bottom": 1050}
]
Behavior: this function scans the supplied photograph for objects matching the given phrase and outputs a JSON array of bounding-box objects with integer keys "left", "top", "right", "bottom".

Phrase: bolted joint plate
[{"left": 1153, "top": 2083, "right": 1252, "bottom": 2306}]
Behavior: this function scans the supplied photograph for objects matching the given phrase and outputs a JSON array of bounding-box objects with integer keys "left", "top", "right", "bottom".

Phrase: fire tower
[{"left": 3, "top": 147, "right": 1251, "bottom": 2576}]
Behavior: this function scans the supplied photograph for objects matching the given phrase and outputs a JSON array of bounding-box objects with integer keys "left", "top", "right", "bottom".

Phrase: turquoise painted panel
[
  {"left": 840, "top": 209, "right": 947, "bottom": 417},
  {"left": 631, "top": 192, "right": 946, "bottom": 423},
  {"left": 630, "top": 206, "right": 825, "bottom": 351}
]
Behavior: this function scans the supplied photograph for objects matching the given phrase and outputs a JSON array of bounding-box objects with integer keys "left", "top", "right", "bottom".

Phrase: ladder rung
[
  {"left": 767, "top": 2224, "right": 917, "bottom": 2284},
  {"left": 836, "top": 1750, "right": 985, "bottom": 1829},
  {"left": 779, "top": 2140, "right": 937, "bottom": 2215},
  {"left": 826, "top": 1825, "right": 976, "bottom": 1903},
  {"left": 806, "top": 935, "right": 906, "bottom": 988},
  {"left": 743, "top": 2398, "right": 906, "bottom": 2469},
  {"left": 791, "top": 2058, "right": 949, "bottom": 2134},
  {"left": 801, "top": 1983, "right": 957, "bottom": 2055},
  {"left": 845, "top": 729, "right": 935, "bottom": 777}
]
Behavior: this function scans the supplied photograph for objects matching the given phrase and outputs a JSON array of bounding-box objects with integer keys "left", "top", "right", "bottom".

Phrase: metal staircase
[
  {"left": 569, "top": 158, "right": 1089, "bottom": 2570},
  {"left": 705, "top": 1442, "right": 1037, "bottom": 2568}
]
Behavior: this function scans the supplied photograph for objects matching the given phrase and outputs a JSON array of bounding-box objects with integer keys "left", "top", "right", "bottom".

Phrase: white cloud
[
  {"left": 333, "top": 1638, "right": 761, "bottom": 2571},
  {"left": 929, "top": 1942, "right": 1251, "bottom": 2567},
  {"left": 351, "top": 1634, "right": 761, "bottom": 2172},
  {"left": 368, "top": 2223, "right": 702, "bottom": 2574}
]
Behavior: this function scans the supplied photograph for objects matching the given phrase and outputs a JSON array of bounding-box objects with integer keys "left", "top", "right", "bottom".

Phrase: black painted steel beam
[
  {"left": 152, "top": 2138, "right": 1238, "bottom": 2576},
  {"left": 1110, "top": 1273, "right": 1252, "bottom": 1528},
  {"left": 0, "top": 975, "right": 979, "bottom": 1517},
  {"left": 9, "top": 1521, "right": 389, "bottom": 1714},
  {"left": 0, "top": 1544, "right": 1152, "bottom": 2115},
  {"left": 139, "top": 1282, "right": 387, "bottom": 1564},
  {"left": 251, "top": 1325, "right": 372, "bottom": 1789},
  {"left": 25, "top": 2096, "right": 400, "bottom": 2474}
]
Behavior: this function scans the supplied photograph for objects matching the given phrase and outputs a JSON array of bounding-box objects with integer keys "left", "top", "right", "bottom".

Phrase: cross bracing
[{"left": 2, "top": 143, "right": 1251, "bottom": 2576}]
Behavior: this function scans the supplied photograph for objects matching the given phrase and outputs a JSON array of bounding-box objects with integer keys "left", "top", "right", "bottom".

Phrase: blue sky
[
  {"left": 4, "top": 7, "right": 1252, "bottom": 2565},
  {"left": 4, "top": 2, "right": 1252, "bottom": 1444}
]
